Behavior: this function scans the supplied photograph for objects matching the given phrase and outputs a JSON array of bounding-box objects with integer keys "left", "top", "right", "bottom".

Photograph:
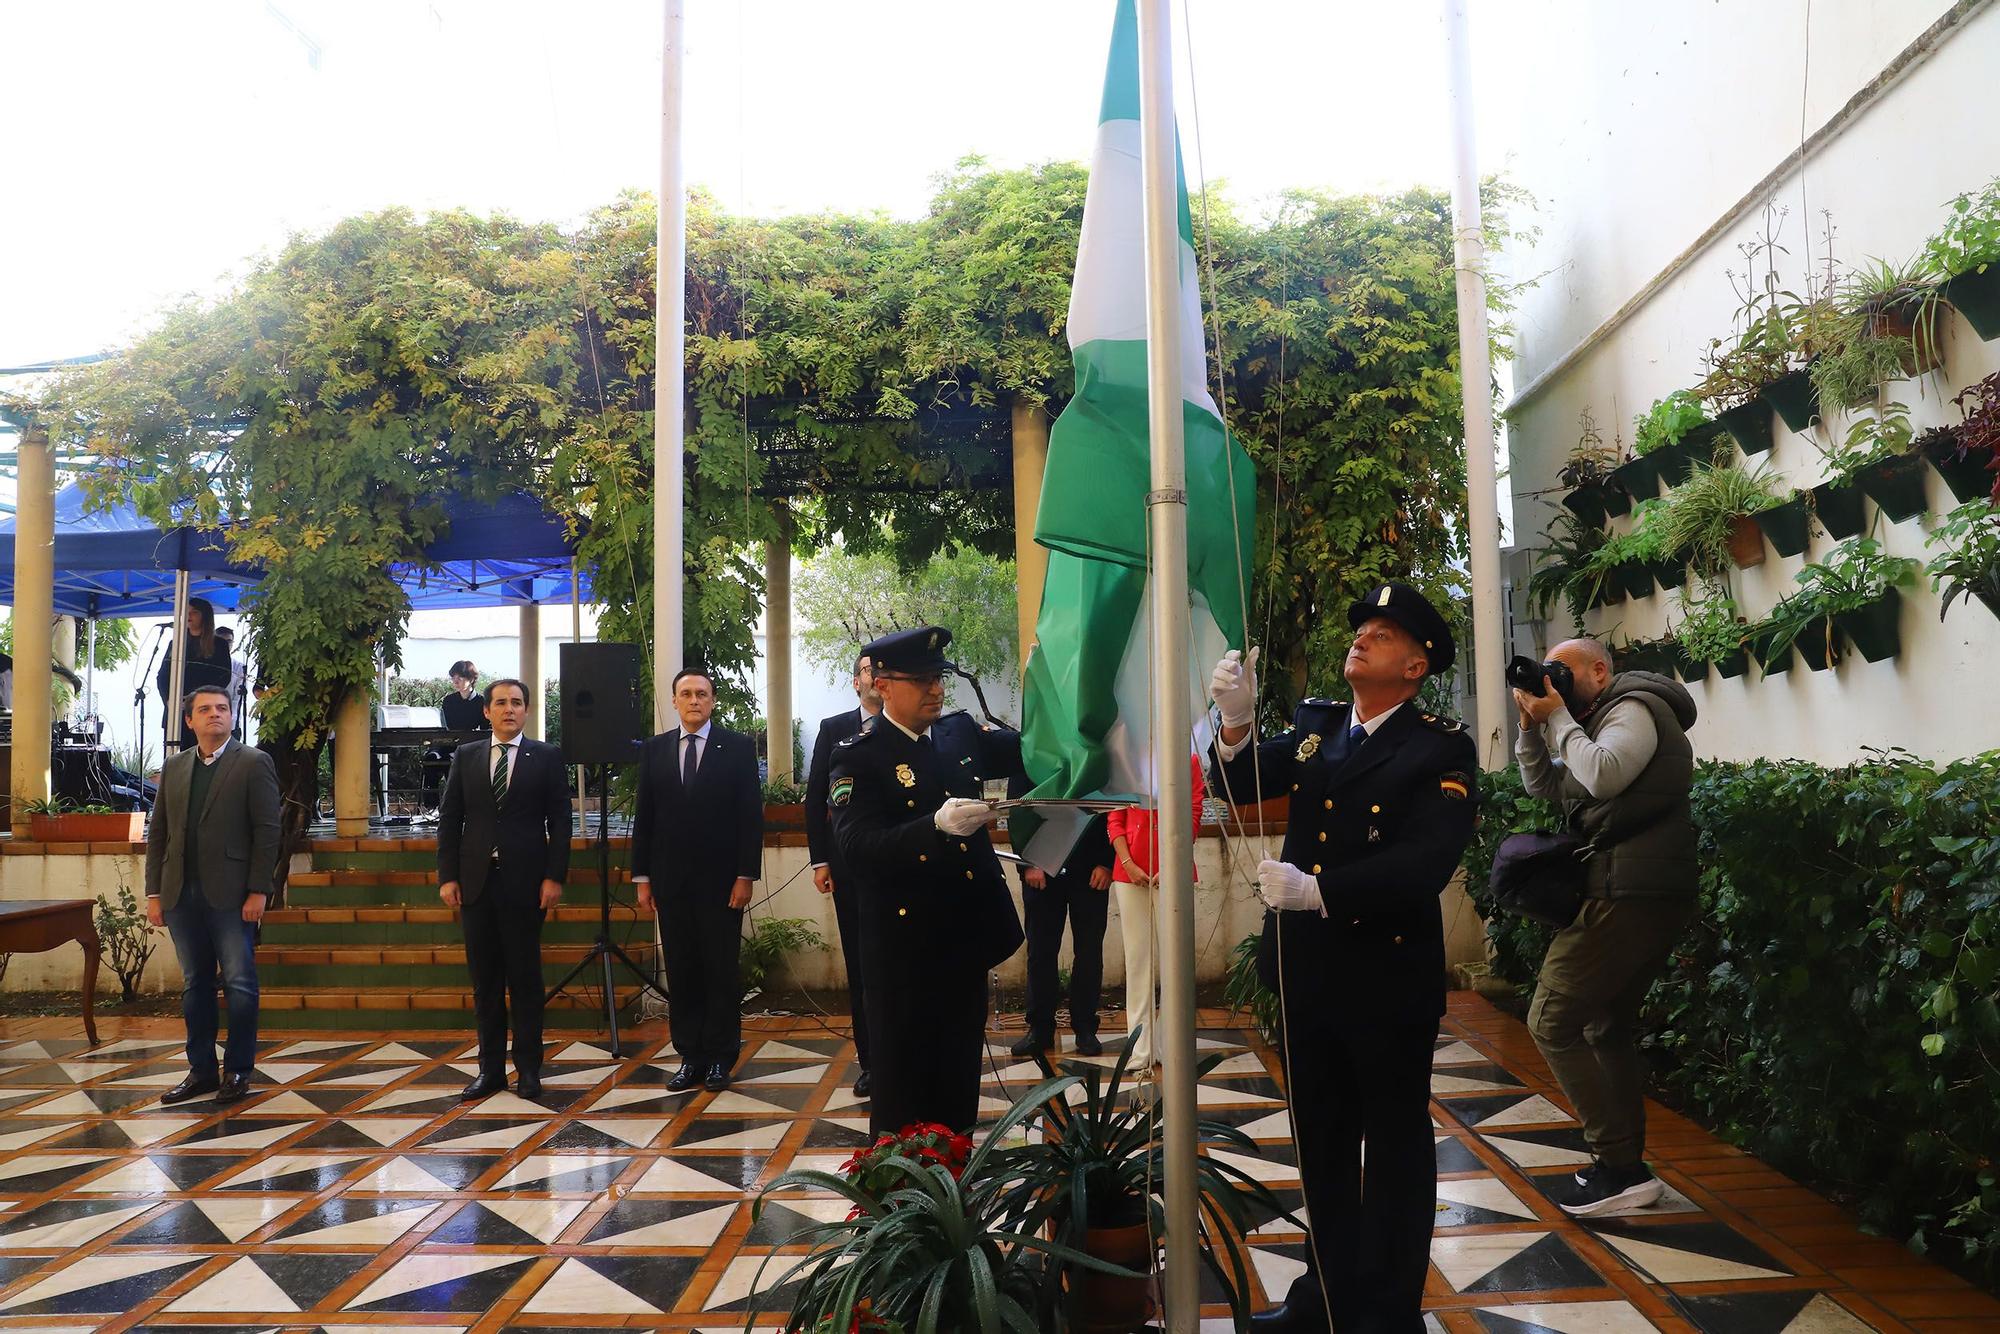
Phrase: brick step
[
  {"left": 283, "top": 883, "right": 634, "bottom": 908},
  {"left": 258, "top": 960, "right": 629, "bottom": 989},
  {"left": 289, "top": 868, "right": 635, "bottom": 888},
  {"left": 264, "top": 905, "right": 645, "bottom": 926},
  {"left": 259, "top": 942, "right": 612, "bottom": 967},
  {"left": 256, "top": 989, "right": 644, "bottom": 1031},
  {"left": 259, "top": 984, "right": 645, "bottom": 1012},
  {"left": 261, "top": 913, "right": 651, "bottom": 949}
]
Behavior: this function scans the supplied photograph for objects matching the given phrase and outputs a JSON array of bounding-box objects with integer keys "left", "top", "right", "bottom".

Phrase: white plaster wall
[
  {"left": 0, "top": 851, "right": 182, "bottom": 993},
  {"left": 1497, "top": 0, "right": 2000, "bottom": 766}
]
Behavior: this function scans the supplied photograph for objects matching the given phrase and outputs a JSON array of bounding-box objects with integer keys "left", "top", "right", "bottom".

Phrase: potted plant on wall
[
  {"left": 1662, "top": 460, "right": 1783, "bottom": 577},
  {"left": 1558, "top": 409, "right": 1629, "bottom": 526},
  {"left": 1697, "top": 217, "right": 1839, "bottom": 440},
  {"left": 1775, "top": 538, "right": 1921, "bottom": 666},
  {"left": 1627, "top": 391, "right": 1715, "bottom": 492},
  {"left": 1949, "top": 371, "right": 2000, "bottom": 504},
  {"left": 1753, "top": 486, "right": 1816, "bottom": 558},
  {"left": 1810, "top": 257, "right": 1947, "bottom": 411},
  {"left": 1924, "top": 499, "right": 2000, "bottom": 621},
  {"left": 1918, "top": 174, "right": 2000, "bottom": 339},
  {"left": 1916, "top": 424, "right": 1992, "bottom": 505},
  {"left": 24, "top": 798, "right": 145, "bottom": 843},
  {"left": 1529, "top": 507, "right": 1611, "bottom": 627},
  {"left": 1821, "top": 403, "right": 1928, "bottom": 525},
  {"left": 1674, "top": 590, "right": 1751, "bottom": 680}
]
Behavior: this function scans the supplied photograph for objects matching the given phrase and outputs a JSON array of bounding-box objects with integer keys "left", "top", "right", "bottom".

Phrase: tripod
[{"left": 544, "top": 761, "right": 669, "bottom": 1057}]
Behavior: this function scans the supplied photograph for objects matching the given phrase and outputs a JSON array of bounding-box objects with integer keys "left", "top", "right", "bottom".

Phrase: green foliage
[
  {"left": 1632, "top": 391, "right": 1706, "bottom": 457},
  {"left": 740, "top": 916, "right": 825, "bottom": 995},
  {"left": 93, "top": 884, "right": 157, "bottom": 1004},
  {"left": 1526, "top": 506, "right": 1609, "bottom": 629},
  {"left": 1749, "top": 537, "right": 1917, "bottom": 658},
  {"left": 1473, "top": 752, "right": 2000, "bottom": 1278},
  {"left": 1583, "top": 499, "right": 1673, "bottom": 578},
  {"left": 1811, "top": 330, "right": 1916, "bottom": 410},
  {"left": 0, "top": 616, "right": 135, "bottom": 673},
  {"left": 795, "top": 543, "right": 1018, "bottom": 686},
  {"left": 1822, "top": 402, "right": 1917, "bottom": 487},
  {"left": 1673, "top": 589, "right": 1751, "bottom": 664},
  {"left": 1696, "top": 212, "right": 1839, "bottom": 406},
  {"left": 1661, "top": 462, "right": 1781, "bottom": 579},
  {"left": 1557, "top": 408, "right": 1619, "bottom": 488},
  {"left": 1224, "top": 932, "right": 1278, "bottom": 1044},
  {"left": 760, "top": 775, "right": 807, "bottom": 804},
  {"left": 1924, "top": 500, "right": 2000, "bottom": 618},
  {"left": 1919, "top": 175, "right": 2000, "bottom": 279},
  {"left": 1458, "top": 765, "right": 1560, "bottom": 991}
]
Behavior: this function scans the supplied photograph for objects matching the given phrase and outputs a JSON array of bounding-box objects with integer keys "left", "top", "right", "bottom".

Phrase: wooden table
[{"left": 0, "top": 900, "right": 100, "bottom": 1044}]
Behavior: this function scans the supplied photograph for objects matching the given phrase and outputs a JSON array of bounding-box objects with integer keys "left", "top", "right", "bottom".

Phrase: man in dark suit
[
  {"left": 145, "top": 684, "right": 281, "bottom": 1105},
  {"left": 437, "top": 678, "right": 572, "bottom": 1101},
  {"left": 632, "top": 667, "right": 764, "bottom": 1094},
  {"left": 805, "top": 650, "right": 882, "bottom": 1097},
  {"left": 1209, "top": 583, "right": 1478, "bottom": 1334},
  {"left": 1011, "top": 813, "right": 1115, "bottom": 1059},
  {"left": 829, "top": 626, "right": 1026, "bottom": 1136}
]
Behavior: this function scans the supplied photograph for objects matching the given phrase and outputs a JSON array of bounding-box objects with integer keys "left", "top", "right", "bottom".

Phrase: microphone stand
[{"left": 136, "top": 622, "right": 171, "bottom": 774}]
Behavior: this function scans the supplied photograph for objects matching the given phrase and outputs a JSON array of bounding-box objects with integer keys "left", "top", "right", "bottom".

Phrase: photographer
[{"left": 1511, "top": 637, "right": 1698, "bottom": 1218}]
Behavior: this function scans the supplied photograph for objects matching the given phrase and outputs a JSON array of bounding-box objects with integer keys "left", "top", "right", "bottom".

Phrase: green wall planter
[
  {"left": 1834, "top": 590, "right": 1903, "bottom": 663},
  {"left": 1676, "top": 649, "right": 1708, "bottom": 682},
  {"left": 1753, "top": 494, "right": 1812, "bottom": 557},
  {"left": 1760, "top": 368, "right": 1821, "bottom": 432},
  {"left": 1610, "top": 454, "right": 1660, "bottom": 499},
  {"left": 1651, "top": 440, "right": 1699, "bottom": 487},
  {"left": 1562, "top": 487, "right": 1608, "bottom": 528},
  {"left": 1978, "top": 591, "right": 2000, "bottom": 621},
  {"left": 1944, "top": 264, "right": 2000, "bottom": 340},
  {"left": 1855, "top": 453, "right": 1930, "bottom": 524},
  {"left": 1649, "top": 555, "right": 1690, "bottom": 591},
  {"left": 1712, "top": 648, "right": 1750, "bottom": 679},
  {"left": 1616, "top": 562, "right": 1655, "bottom": 600},
  {"left": 1811, "top": 480, "right": 1866, "bottom": 540},
  {"left": 1753, "top": 630, "right": 1794, "bottom": 676},
  {"left": 1921, "top": 435, "right": 1994, "bottom": 504},
  {"left": 1795, "top": 616, "right": 1840, "bottom": 671},
  {"left": 1718, "top": 399, "right": 1775, "bottom": 454}
]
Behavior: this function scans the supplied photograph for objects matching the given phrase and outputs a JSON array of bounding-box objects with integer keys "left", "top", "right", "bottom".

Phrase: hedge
[{"left": 1464, "top": 753, "right": 2000, "bottom": 1281}]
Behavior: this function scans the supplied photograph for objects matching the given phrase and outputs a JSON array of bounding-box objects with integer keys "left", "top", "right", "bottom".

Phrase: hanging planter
[
  {"left": 1753, "top": 493, "right": 1812, "bottom": 557},
  {"left": 1919, "top": 430, "right": 1993, "bottom": 504},
  {"left": 1712, "top": 647, "right": 1750, "bottom": 679},
  {"left": 1675, "top": 647, "right": 1707, "bottom": 682},
  {"left": 1752, "top": 629, "right": 1795, "bottom": 677},
  {"left": 1854, "top": 453, "right": 1930, "bottom": 524},
  {"left": 1795, "top": 615, "right": 1841, "bottom": 671},
  {"left": 1651, "top": 440, "right": 1700, "bottom": 488},
  {"left": 1717, "top": 399, "right": 1774, "bottom": 454},
  {"left": 1726, "top": 515, "right": 1767, "bottom": 568},
  {"left": 1978, "top": 590, "right": 2000, "bottom": 621},
  {"left": 1616, "top": 561, "right": 1655, "bottom": 600},
  {"left": 1944, "top": 264, "right": 2000, "bottom": 340},
  {"left": 1562, "top": 482, "right": 1629, "bottom": 527},
  {"left": 1811, "top": 480, "right": 1867, "bottom": 540},
  {"left": 1760, "top": 368, "right": 1821, "bottom": 432},
  {"left": 1833, "top": 590, "right": 1903, "bottom": 662},
  {"left": 1869, "top": 303, "right": 1947, "bottom": 376},
  {"left": 1648, "top": 553, "right": 1690, "bottom": 591},
  {"left": 1609, "top": 454, "right": 1661, "bottom": 500}
]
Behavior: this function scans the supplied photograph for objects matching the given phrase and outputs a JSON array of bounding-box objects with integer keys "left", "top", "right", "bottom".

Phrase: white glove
[
  {"left": 1209, "top": 647, "right": 1260, "bottom": 728},
  {"left": 1256, "top": 859, "right": 1323, "bottom": 914},
  {"left": 934, "top": 797, "right": 999, "bottom": 836}
]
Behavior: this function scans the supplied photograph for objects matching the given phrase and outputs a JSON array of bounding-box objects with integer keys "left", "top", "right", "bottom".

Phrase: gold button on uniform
[
  {"left": 958, "top": 842, "right": 968, "bottom": 852},
  {"left": 1311, "top": 864, "right": 1322, "bottom": 874},
  {"left": 1323, "top": 799, "right": 1333, "bottom": 810},
  {"left": 1350, "top": 918, "right": 1361, "bottom": 926},
  {"left": 1371, "top": 804, "right": 1381, "bottom": 814},
  {"left": 1291, "top": 783, "right": 1299, "bottom": 792},
  {"left": 1318, "top": 831, "right": 1327, "bottom": 842},
  {"left": 898, "top": 908, "right": 908, "bottom": 916},
  {"left": 965, "top": 871, "right": 974, "bottom": 880},
  {"left": 918, "top": 854, "right": 927, "bottom": 862},
  {"left": 906, "top": 800, "right": 916, "bottom": 808}
]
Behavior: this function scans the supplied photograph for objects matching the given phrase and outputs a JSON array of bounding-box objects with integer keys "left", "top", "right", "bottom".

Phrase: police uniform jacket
[
  {"left": 1212, "top": 699, "right": 1478, "bottom": 1021},
  {"left": 828, "top": 710, "right": 1026, "bottom": 972}
]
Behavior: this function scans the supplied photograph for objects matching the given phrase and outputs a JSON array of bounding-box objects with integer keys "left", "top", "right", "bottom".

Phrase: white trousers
[{"left": 1114, "top": 880, "right": 1157, "bottom": 1071}]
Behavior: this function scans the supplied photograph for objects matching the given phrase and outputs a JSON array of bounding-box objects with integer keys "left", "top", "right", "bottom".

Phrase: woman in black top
[
  {"left": 156, "top": 596, "right": 234, "bottom": 748},
  {"left": 438, "top": 660, "right": 488, "bottom": 732}
]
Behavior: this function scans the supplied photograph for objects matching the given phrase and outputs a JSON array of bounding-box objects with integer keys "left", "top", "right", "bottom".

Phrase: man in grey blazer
[{"left": 144, "top": 683, "right": 281, "bottom": 1105}]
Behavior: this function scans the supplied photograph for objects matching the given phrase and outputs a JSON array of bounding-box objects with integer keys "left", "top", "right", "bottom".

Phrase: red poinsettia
[{"left": 839, "top": 1121, "right": 975, "bottom": 1207}]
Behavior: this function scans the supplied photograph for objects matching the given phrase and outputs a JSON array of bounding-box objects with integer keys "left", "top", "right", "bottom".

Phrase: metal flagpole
[
  {"left": 1135, "top": 1, "right": 1199, "bottom": 1327},
  {"left": 84, "top": 616, "right": 97, "bottom": 725},
  {"left": 165, "top": 572, "right": 189, "bottom": 756},
  {"left": 1443, "top": 0, "right": 1508, "bottom": 773},
  {"left": 654, "top": 0, "right": 688, "bottom": 731}
]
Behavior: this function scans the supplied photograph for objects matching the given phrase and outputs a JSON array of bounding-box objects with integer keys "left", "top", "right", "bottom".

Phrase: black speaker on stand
[{"left": 544, "top": 642, "right": 663, "bottom": 1057}]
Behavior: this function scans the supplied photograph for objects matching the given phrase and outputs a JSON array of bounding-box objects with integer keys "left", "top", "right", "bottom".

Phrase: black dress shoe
[
  {"left": 1009, "top": 1031, "right": 1052, "bottom": 1058},
  {"left": 461, "top": 1073, "right": 507, "bottom": 1100},
  {"left": 1073, "top": 1032, "right": 1103, "bottom": 1057},
  {"left": 515, "top": 1075, "right": 543, "bottom": 1100},
  {"left": 852, "top": 1068, "right": 871, "bottom": 1099},
  {"left": 214, "top": 1072, "right": 253, "bottom": 1105},
  {"left": 161, "top": 1072, "right": 220, "bottom": 1105},
  {"left": 704, "top": 1061, "right": 731, "bottom": 1092},
  {"left": 666, "top": 1061, "right": 702, "bottom": 1093},
  {"left": 1247, "top": 1304, "right": 1307, "bottom": 1331}
]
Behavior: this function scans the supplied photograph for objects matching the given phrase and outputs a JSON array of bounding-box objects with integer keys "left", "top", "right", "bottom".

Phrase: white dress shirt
[{"left": 488, "top": 733, "right": 522, "bottom": 782}]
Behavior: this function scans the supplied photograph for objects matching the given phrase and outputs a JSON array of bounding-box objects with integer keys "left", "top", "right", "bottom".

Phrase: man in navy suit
[
  {"left": 804, "top": 650, "right": 882, "bottom": 1097},
  {"left": 632, "top": 667, "right": 765, "bottom": 1093},
  {"left": 437, "top": 678, "right": 573, "bottom": 1101}
]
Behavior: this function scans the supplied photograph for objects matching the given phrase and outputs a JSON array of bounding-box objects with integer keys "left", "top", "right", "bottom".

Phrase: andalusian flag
[{"left": 1014, "top": 0, "right": 1255, "bottom": 869}]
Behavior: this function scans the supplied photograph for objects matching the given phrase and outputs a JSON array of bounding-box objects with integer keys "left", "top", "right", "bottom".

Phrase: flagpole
[
  {"left": 1134, "top": 1, "right": 1199, "bottom": 1327},
  {"left": 1443, "top": 0, "right": 1507, "bottom": 772},
  {"left": 654, "top": 0, "right": 687, "bottom": 728}
]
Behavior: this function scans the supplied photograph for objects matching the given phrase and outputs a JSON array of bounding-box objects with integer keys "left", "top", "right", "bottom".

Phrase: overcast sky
[{"left": 0, "top": 0, "right": 1526, "bottom": 368}]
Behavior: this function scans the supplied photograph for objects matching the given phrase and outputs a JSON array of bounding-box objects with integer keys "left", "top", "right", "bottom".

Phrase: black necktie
[
  {"left": 1349, "top": 724, "right": 1367, "bottom": 748},
  {"left": 491, "top": 742, "right": 510, "bottom": 805},
  {"left": 682, "top": 733, "right": 699, "bottom": 788}
]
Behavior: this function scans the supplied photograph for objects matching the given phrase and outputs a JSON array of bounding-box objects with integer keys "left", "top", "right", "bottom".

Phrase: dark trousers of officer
[
  {"left": 865, "top": 947, "right": 987, "bottom": 1137},
  {"left": 1022, "top": 870, "right": 1108, "bottom": 1041},
  {"left": 461, "top": 891, "right": 547, "bottom": 1080},
  {"left": 660, "top": 894, "right": 744, "bottom": 1070},
  {"left": 830, "top": 881, "right": 870, "bottom": 1070},
  {"left": 1280, "top": 1004, "right": 1439, "bottom": 1333}
]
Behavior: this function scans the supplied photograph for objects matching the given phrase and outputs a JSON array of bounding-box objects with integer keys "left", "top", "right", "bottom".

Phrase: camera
[{"left": 1505, "top": 655, "right": 1574, "bottom": 699}]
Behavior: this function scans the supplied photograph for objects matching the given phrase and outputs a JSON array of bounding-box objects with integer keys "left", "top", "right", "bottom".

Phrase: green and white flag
[{"left": 1015, "top": 0, "right": 1255, "bottom": 869}]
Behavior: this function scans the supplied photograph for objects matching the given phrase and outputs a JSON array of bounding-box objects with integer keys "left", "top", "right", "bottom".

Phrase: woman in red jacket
[{"left": 1105, "top": 753, "right": 1205, "bottom": 1075}]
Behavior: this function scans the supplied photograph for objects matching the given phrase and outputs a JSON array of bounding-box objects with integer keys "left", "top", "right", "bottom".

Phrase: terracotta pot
[
  {"left": 1069, "top": 1221, "right": 1156, "bottom": 1334},
  {"left": 1725, "top": 515, "right": 1766, "bottom": 568},
  {"left": 1868, "top": 301, "right": 1946, "bottom": 376},
  {"left": 29, "top": 811, "right": 145, "bottom": 843},
  {"left": 762, "top": 802, "right": 805, "bottom": 832}
]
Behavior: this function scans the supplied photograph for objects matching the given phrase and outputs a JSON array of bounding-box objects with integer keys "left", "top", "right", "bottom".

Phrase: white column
[
  {"left": 1444, "top": 0, "right": 1508, "bottom": 772},
  {"left": 10, "top": 426, "right": 55, "bottom": 835},
  {"left": 332, "top": 687, "right": 371, "bottom": 837},
  {"left": 1010, "top": 397, "right": 1050, "bottom": 682},
  {"left": 520, "top": 601, "right": 543, "bottom": 741},
  {"left": 653, "top": 0, "right": 687, "bottom": 730}
]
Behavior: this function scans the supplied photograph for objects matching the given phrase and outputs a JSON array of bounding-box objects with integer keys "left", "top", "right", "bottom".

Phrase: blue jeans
[{"left": 164, "top": 889, "right": 261, "bottom": 1077}]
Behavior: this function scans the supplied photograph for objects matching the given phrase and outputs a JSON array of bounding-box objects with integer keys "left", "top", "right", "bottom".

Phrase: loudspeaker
[{"left": 559, "top": 642, "right": 645, "bottom": 766}]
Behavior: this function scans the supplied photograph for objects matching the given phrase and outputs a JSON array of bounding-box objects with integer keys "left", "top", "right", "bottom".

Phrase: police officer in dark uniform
[
  {"left": 828, "top": 625, "right": 1026, "bottom": 1136},
  {"left": 1208, "top": 582, "right": 1478, "bottom": 1334}
]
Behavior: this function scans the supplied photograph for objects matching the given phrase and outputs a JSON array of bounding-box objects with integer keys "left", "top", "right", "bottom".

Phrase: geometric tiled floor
[{"left": 0, "top": 994, "right": 1993, "bottom": 1332}]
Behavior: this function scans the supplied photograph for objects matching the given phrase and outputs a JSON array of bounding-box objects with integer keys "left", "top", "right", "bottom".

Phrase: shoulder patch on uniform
[
  {"left": 830, "top": 777, "right": 855, "bottom": 807},
  {"left": 1439, "top": 771, "right": 1472, "bottom": 800}
]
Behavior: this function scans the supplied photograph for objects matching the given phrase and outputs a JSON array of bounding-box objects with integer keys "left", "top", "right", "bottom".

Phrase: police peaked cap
[
  {"left": 1346, "top": 582, "right": 1456, "bottom": 676},
  {"left": 864, "top": 625, "right": 956, "bottom": 675}
]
